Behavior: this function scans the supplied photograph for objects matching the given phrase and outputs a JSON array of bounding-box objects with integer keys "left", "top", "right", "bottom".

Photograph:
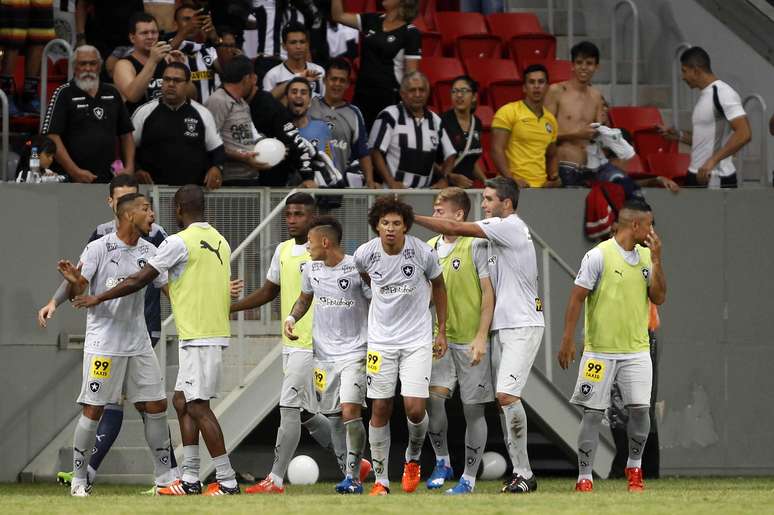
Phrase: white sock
[
  {"left": 404, "top": 413, "right": 429, "bottom": 462},
  {"left": 181, "top": 445, "right": 200, "bottom": 483},
  {"left": 461, "top": 473, "right": 476, "bottom": 488},
  {"left": 369, "top": 423, "right": 391, "bottom": 487},
  {"left": 578, "top": 473, "right": 593, "bottom": 482},
  {"left": 269, "top": 472, "right": 284, "bottom": 488},
  {"left": 626, "top": 458, "right": 642, "bottom": 469},
  {"left": 436, "top": 455, "right": 451, "bottom": 467},
  {"left": 213, "top": 454, "right": 237, "bottom": 488}
]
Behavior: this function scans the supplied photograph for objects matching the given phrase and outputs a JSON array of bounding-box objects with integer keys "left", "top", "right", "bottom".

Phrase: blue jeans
[{"left": 460, "top": 0, "right": 503, "bottom": 15}]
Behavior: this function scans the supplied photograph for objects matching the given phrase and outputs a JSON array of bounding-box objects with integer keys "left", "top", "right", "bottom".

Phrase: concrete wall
[{"left": 1, "top": 185, "right": 773, "bottom": 480}]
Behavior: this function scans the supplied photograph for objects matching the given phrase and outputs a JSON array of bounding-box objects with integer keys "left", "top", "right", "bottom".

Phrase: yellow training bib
[
  {"left": 90, "top": 356, "right": 112, "bottom": 379},
  {"left": 313, "top": 368, "right": 327, "bottom": 392},
  {"left": 583, "top": 359, "right": 605, "bottom": 383},
  {"left": 366, "top": 351, "right": 382, "bottom": 374}
]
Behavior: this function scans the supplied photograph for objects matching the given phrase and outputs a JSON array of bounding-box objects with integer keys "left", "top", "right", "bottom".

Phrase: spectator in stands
[
  {"left": 442, "top": 76, "right": 487, "bottom": 188},
  {"left": 41, "top": 45, "right": 135, "bottom": 183},
  {"left": 286, "top": 77, "right": 336, "bottom": 186},
  {"left": 0, "top": 0, "right": 54, "bottom": 115},
  {"left": 215, "top": 27, "right": 242, "bottom": 68},
  {"left": 164, "top": 3, "right": 220, "bottom": 103},
  {"left": 332, "top": 0, "right": 421, "bottom": 130},
  {"left": 248, "top": 74, "right": 316, "bottom": 187},
  {"left": 326, "top": 18, "right": 359, "bottom": 61},
  {"left": 206, "top": 55, "right": 272, "bottom": 186},
  {"left": 263, "top": 22, "right": 325, "bottom": 99},
  {"left": 248, "top": 0, "right": 305, "bottom": 80},
  {"left": 309, "top": 58, "right": 377, "bottom": 188},
  {"left": 76, "top": 1, "right": 142, "bottom": 73},
  {"left": 143, "top": 0, "right": 176, "bottom": 34},
  {"left": 14, "top": 134, "right": 60, "bottom": 182},
  {"left": 460, "top": 0, "right": 503, "bottom": 15},
  {"left": 544, "top": 41, "right": 606, "bottom": 187},
  {"left": 491, "top": 64, "right": 559, "bottom": 188},
  {"left": 658, "top": 46, "right": 751, "bottom": 188},
  {"left": 113, "top": 12, "right": 177, "bottom": 115},
  {"left": 132, "top": 62, "right": 226, "bottom": 188},
  {"left": 369, "top": 71, "right": 457, "bottom": 189}
]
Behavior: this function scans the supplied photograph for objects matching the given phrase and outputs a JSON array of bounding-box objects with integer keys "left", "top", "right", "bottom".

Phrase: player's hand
[
  {"left": 644, "top": 227, "right": 662, "bottom": 262},
  {"left": 38, "top": 300, "right": 57, "bottom": 328},
  {"left": 557, "top": 337, "right": 576, "bottom": 369},
  {"left": 469, "top": 335, "right": 487, "bottom": 366},
  {"left": 204, "top": 167, "right": 223, "bottom": 190},
  {"left": 656, "top": 124, "right": 680, "bottom": 141},
  {"left": 72, "top": 168, "right": 97, "bottom": 183},
  {"left": 57, "top": 260, "right": 81, "bottom": 284},
  {"left": 150, "top": 41, "right": 172, "bottom": 63},
  {"left": 697, "top": 159, "right": 715, "bottom": 185},
  {"left": 657, "top": 176, "right": 680, "bottom": 192},
  {"left": 73, "top": 295, "right": 100, "bottom": 308},
  {"left": 229, "top": 279, "right": 244, "bottom": 299},
  {"left": 433, "top": 331, "right": 448, "bottom": 359},
  {"left": 283, "top": 318, "right": 298, "bottom": 340},
  {"left": 448, "top": 173, "right": 473, "bottom": 189},
  {"left": 135, "top": 170, "right": 154, "bottom": 184}
]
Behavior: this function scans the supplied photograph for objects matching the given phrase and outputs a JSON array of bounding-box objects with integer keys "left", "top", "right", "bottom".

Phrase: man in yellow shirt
[
  {"left": 558, "top": 199, "right": 666, "bottom": 494},
  {"left": 491, "top": 64, "right": 560, "bottom": 188}
]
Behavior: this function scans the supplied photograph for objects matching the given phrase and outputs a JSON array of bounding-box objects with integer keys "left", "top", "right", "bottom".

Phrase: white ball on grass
[
  {"left": 287, "top": 455, "right": 319, "bottom": 485},
  {"left": 480, "top": 451, "right": 507, "bottom": 480}
]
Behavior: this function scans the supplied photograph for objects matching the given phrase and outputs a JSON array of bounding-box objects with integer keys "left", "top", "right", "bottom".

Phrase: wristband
[{"left": 285, "top": 315, "right": 296, "bottom": 324}]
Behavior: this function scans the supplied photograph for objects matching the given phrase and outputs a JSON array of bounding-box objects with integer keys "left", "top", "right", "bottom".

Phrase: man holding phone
[{"left": 263, "top": 21, "right": 325, "bottom": 100}]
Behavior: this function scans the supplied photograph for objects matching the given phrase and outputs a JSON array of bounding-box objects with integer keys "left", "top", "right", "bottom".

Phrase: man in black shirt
[
  {"left": 42, "top": 45, "right": 135, "bottom": 183},
  {"left": 132, "top": 62, "right": 226, "bottom": 188}
]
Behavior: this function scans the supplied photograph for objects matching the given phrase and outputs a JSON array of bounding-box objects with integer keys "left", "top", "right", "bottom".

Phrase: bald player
[{"left": 558, "top": 199, "right": 666, "bottom": 493}]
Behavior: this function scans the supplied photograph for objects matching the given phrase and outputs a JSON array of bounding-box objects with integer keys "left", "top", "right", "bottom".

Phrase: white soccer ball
[
  {"left": 253, "top": 137, "right": 286, "bottom": 167},
  {"left": 480, "top": 451, "right": 507, "bottom": 480},
  {"left": 287, "top": 455, "right": 319, "bottom": 485}
]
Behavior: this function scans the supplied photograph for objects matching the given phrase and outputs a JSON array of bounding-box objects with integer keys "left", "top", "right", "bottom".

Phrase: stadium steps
[{"left": 21, "top": 336, "right": 284, "bottom": 485}]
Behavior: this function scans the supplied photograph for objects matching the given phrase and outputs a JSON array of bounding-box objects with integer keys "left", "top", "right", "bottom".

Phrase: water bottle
[
  {"left": 708, "top": 170, "right": 721, "bottom": 189},
  {"left": 27, "top": 146, "right": 41, "bottom": 183}
]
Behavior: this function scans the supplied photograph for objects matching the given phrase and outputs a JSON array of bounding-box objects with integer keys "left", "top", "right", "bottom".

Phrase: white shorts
[
  {"left": 77, "top": 352, "right": 165, "bottom": 406},
  {"left": 366, "top": 344, "right": 432, "bottom": 399},
  {"left": 314, "top": 356, "right": 367, "bottom": 414},
  {"left": 491, "top": 327, "right": 544, "bottom": 397},
  {"left": 570, "top": 352, "right": 652, "bottom": 410},
  {"left": 280, "top": 350, "right": 316, "bottom": 410},
  {"left": 175, "top": 345, "right": 223, "bottom": 402},
  {"left": 430, "top": 343, "right": 494, "bottom": 404}
]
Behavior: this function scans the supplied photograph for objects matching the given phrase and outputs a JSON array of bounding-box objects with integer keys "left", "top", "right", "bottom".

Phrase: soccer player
[
  {"left": 57, "top": 193, "right": 175, "bottom": 497},
  {"left": 558, "top": 199, "right": 666, "bottom": 493},
  {"left": 37, "top": 174, "right": 176, "bottom": 489},
  {"left": 353, "top": 196, "right": 448, "bottom": 496},
  {"left": 284, "top": 216, "right": 371, "bottom": 494},
  {"left": 74, "top": 185, "right": 240, "bottom": 496},
  {"left": 230, "top": 192, "right": 347, "bottom": 494},
  {"left": 414, "top": 176, "right": 545, "bottom": 494},
  {"left": 423, "top": 187, "right": 495, "bottom": 495}
]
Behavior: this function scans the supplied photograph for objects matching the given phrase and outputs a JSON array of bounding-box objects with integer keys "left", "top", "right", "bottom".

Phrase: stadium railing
[{"left": 39, "top": 39, "right": 74, "bottom": 131}]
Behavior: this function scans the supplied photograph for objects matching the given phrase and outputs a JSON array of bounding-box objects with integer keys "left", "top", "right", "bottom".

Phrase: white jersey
[
  {"left": 476, "top": 214, "right": 545, "bottom": 330},
  {"left": 689, "top": 79, "right": 746, "bottom": 177},
  {"left": 301, "top": 255, "right": 370, "bottom": 361},
  {"left": 79, "top": 232, "right": 167, "bottom": 356},
  {"left": 262, "top": 61, "right": 325, "bottom": 97},
  {"left": 354, "top": 235, "right": 442, "bottom": 349}
]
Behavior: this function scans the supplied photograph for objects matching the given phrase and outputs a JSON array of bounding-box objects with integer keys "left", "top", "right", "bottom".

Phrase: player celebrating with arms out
[
  {"left": 414, "top": 177, "right": 545, "bottom": 494},
  {"left": 424, "top": 187, "right": 495, "bottom": 495},
  {"left": 58, "top": 193, "right": 175, "bottom": 497},
  {"left": 558, "top": 199, "right": 666, "bottom": 493},
  {"left": 284, "top": 216, "right": 372, "bottom": 494},
  {"left": 354, "top": 196, "right": 448, "bottom": 496}
]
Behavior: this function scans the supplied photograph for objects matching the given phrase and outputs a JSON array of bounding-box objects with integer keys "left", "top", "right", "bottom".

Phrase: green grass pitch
[{"left": 3, "top": 478, "right": 774, "bottom": 514}]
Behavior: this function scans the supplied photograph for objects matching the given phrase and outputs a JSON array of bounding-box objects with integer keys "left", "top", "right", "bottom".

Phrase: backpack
[{"left": 584, "top": 182, "right": 625, "bottom": 240}]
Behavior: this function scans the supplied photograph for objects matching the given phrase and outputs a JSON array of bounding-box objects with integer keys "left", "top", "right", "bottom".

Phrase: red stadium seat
[
  {"left": 646, "top": 152, "right": 690, "bottom": 180},
  {"left": 418, "top": 0, "right": 436, "bottom": 30},
  {"left": 508, "top": 35, "right": 557, "bottom": 71},
  {"left": 544, "top": 59, "right": 573, "bottom": 83},
  {"left": 624, "top": 154, "right": 648, "bottom": 178},
  {"left": 632, "top": 128, "right": 679, "bottom": 170},
  {"left": 413, "top": 17, "right": 442, "bottom": 57},
  {"left": 607, "top": 106, "right": 664, "bottom": 133},
  {"left": 486, "top": 12, "right": 544, "bottom": 41},
  {"left": 489, "top": 82, "right": 524, "bottom": 110},
  {"left": 343, "top": 0, "right": 369, "bottom": 11},
  {"left": 475, "top": 105, "right": 495, "bottom": 129},
  {"left": 463, "top": 58, "right": 521, "bottom": 107},
  {"left": 419, "top": 57, "right": 465, "bottom": 112},
  {"left": 479, "top": 127, "right": 498, "bottom": 178},
  {"left": 434, "top": 12, "right": 501, "bottom": 58}
]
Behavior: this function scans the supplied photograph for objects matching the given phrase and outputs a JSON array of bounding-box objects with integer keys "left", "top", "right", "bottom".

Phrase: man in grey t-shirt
[{"left": 205, "top": 56, "right": 272, "bottom": 185}]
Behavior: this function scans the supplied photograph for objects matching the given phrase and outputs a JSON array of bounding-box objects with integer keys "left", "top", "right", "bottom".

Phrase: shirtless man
[{"left": 544, "top": 41, "right": 606, "bottom": 187}]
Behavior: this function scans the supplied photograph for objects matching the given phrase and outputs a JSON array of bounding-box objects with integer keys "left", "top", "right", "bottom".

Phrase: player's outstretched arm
[
  {"left": 38, "top": 280, "right": 69, "bottom": 327},
  {"left": 558, "top": 285, "right": 591, "bottom": 369},
  {"left": 470, "top": 277, "right": 495, "bottom": 366},
  {"left": 284, "top": 292, "right": 314, "bottom": 340},
  {"left": 414, "top": 215, "right": 486, "bottom": 239},
  {"left": 57, "top": 260, "right": 88, "bottom": 298},
  {"left": 645, "top": 228, "right": 666, "bottom": 305},
  {"left": 73, "top": 266, "right": 159, "bottom": 308},
  {"left": 230, "top": 280, "right": 280, "bottom": 313},
  {"left": 431, "top": 274, "right": 448, "bottom": 359}
]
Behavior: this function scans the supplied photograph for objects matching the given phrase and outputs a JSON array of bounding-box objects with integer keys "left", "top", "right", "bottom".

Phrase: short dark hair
[
  {"left": 221, "top": 55, "right": 254, "bottom": 83},
  {"left": 571, "top": 41, "right": 600, "bottom": 63},
  {"left": 368, "top": 196, "right": 414, "bottom": 233},
  {"left": 174, "top": 184, "right": 205, "bottom": 216},
  {"left": 522, "top": 63, "right": 549, "bottom": 82},
  {"left": 282, "top": 21, "right": 308, "bottom": 44},
  {"left": 326, "top": 57, "right": 352, "bottom": 76},
  {"left": 109, "top": 174, "right": 139, "bottom": 197},
  {"left": 164, "top": 61, "right": 191, "bottom": 82},
  {"left": 452, "top": 75, "right": 478, "bottom": 94},
  {"left": 485, "top": 176, "right": 519, "bottom": 209},
  {"left": 621, "top": 198, "right": 652, "bottom": 213},
  {"left": 116, "top": 192, "right": 145, "bottom": 217},
  {"left": 129, "top": 11, "right": 158, "bottom": 34},
  {"left": 284, "top": 76, "right": 311, "bottom": 96},
  {"left": 174, "top": 3, "right": 197, "bottom": 21},
  {"left": 680, "top": 46, "right": 712, "bottom": 72},
  {"left": 286, "top": 192, "right": 316, "bottom": 209},
  {"left": 309, "top": 215, "right": 343, "bottom": 244}
]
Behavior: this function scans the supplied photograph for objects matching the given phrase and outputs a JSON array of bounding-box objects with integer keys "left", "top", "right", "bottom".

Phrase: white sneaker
[{"left": 71, "top": 483, "right": 90, "bottom": 497}]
